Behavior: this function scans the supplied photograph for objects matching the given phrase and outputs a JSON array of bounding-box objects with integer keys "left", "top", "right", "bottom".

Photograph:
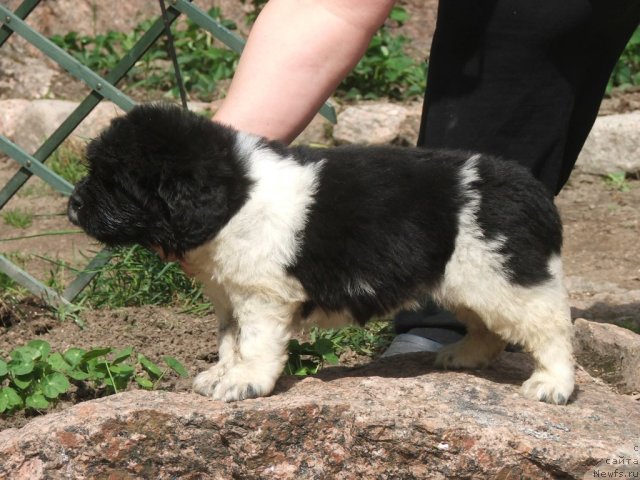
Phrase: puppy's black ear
[
  {"left": 158, "top": 171, "right": 229, "bottom": 222},
  {"left": 155, "top": 153, "right": 250, "bottom": 257},
  {"left": 154, "top": 163, "right": 222, "bottom": 254}
]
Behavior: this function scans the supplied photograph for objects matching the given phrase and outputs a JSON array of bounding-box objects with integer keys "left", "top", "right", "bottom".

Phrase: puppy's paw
[
  {"left": 192, "top": 364, "right": 228, "bottom": 397},
  {"left": 211, "top": 364, "right": 277, "bottom": 402},
  {"left": 521, "top": 370, "right": 574, "bottom": 405},
  {"left": 435, "top": 341, "right": 492, "bottom": 370}
]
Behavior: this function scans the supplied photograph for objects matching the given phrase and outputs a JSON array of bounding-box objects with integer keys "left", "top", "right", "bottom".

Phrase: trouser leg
[
  {"left": 391, "top": 2, "right": 639, "bottom": 343},
  {"left": 419, "top": 0, "right": 640, "bottom": 195}
]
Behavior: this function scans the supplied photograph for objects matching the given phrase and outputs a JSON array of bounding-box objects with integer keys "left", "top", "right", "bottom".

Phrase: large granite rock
[
  {"left": 1, "top": 352, "right": 638, "bottom": 479},
  {"left": 0, "top": 98, "right": 30, "bottom": 139},
  {"left": 0, "top": 53, "right": 58, "bottom": 100}
]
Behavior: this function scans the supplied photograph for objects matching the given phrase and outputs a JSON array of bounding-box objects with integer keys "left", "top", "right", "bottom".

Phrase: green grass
[
  {"left": 604, "top": 172, "right": 631, "bottom": 192},
  {"left": 318, "top": 320, "right": 395, "bottom": 357},
  {"left": 0, "top": 244, "right": 210, "bottom": 315},
  {"left": 340, "top": 7, "right": 426, "bottom": 101},
  {"left": 76, "top": 245, "right": 212, "bottom": 315},
  {"left": 285, "top": 321, "right": 394, "bottom": 376},
  {"left": 50, "top": 9, "right": 240, "bottom": 101},
  {"left": 48, "top": 146, "right": 88, "bottom": 184},
  {"left": 0, "top": 272, "right": 15, "bottom": 291},
  {"left": 2, "top": 209, "right": 33, "bottom": 229},
  {"left": 50, "top": 6, "right": 427, "bottom": 102},
  {"left": 0, "top": 244, "right": 211, "bottom": 323},
  {"left": 49, "top": 9, "right": 640, "bottom": 102},
  {"left": 0, "top": 272, "right": 26, "bottom": 299},
  {"left": 618, "top": 319, "right": 640, "bottom": 335},
  {"left": 608, "top": 27, "right": 640, "bottom": 92}
]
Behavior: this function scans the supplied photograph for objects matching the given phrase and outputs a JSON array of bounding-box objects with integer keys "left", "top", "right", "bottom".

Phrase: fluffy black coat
[{"left": 289, "top": 144, "right": 561, "bottom": 323}]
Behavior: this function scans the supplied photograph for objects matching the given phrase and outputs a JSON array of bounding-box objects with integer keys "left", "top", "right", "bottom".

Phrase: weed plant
[
  {"left": 77, "top": 245, "right": 212, "bottom": 315},
  {"left": 48, "top": 145, "right": 88, "bottom": 184},
  {"left": 0, "top": 340, "right": 188, "bottom": 414},
  {"left": 340, "top": 7, "right": 426, "bottom": 100},
  {"left": 2, "top": 209, "right": 33, "bottom": 229},
  {"left": 0, "top": 272, "right": 16, "bottom": 292},
  {"left": 0, "top": 272, "right": 26, "bottom": 302},
  {"left": 604, "top": 172, "right": 631, "bottom": 192},
  {"left": 285, "top": 321, "right": 394, "bottom": 376},
  {"left": 50, "top": 9, "right": 239, "bottom": 101},
  {"left": 608, "top": 27, "right": 640, "bottom": 92},
  {"left": 50, "top": 6, "right": 427, "bottom": 101},
  {"left": 50, "top": 7, "right": 640, "bottom": 102}
]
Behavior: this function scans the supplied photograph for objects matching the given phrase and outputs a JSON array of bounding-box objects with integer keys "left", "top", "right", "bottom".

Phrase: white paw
[
  {"left": 435, "top": 341, "right": 494, "bottom": 370},
  {"left": 521, "top": 370, "right": 574, "bottom": 405},
  {"left": 192, "top": 364, "right": 228, "bottom": 397},
  {"left": 193, "top": 363, "right": 277, "bottom": 402},
  {"left": 212, "top": 364, "right": 277, "bottom": 402}
]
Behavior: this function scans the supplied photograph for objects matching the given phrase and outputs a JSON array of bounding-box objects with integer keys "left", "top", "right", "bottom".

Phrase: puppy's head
[{"left": 68, "top": 103, "right": 250, "bottom": 257}]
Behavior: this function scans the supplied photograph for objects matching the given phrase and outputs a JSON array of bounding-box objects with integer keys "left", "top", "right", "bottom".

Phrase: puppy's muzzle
[{"left": 67, "top": 187, "right": 85, "bottom": 226}]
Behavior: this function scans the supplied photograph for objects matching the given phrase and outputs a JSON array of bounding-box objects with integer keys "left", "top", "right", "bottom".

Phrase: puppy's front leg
[
  {"left": 193, "top": 307, "right": 239, "bottom": 397},
  {"left": 211, "top": 297, "right": 293, "bottom": 402}
]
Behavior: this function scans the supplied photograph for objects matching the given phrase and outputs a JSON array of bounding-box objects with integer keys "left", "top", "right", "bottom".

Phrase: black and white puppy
[{"left": 68, "top": 103, "right": 574, "bottom": 404}]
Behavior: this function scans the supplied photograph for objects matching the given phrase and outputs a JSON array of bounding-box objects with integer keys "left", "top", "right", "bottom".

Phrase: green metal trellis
[{"left": 0, "top": 0, "right": 337, "bottom": 308}]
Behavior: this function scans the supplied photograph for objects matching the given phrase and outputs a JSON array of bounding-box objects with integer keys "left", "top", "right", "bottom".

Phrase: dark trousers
[
  {"left": 398, "top": 1, "right": 639, "bottom": 332},
  {"left": 418, "top": 0, "right": 640, "bottom": 195}
]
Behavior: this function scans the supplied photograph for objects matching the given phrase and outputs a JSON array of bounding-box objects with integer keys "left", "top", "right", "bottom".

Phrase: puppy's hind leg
[
  {"left": 479, "top": 261, "right": 575, "bottom": 405},
  {"left": 518, "top": 300, "right": 574, "bottom": 405},
  {"left": 435, "top": 308, "right": 507, "bottom": 369},
  {"left": 520, "top": 331, "right": 574, "bottom": 405}
]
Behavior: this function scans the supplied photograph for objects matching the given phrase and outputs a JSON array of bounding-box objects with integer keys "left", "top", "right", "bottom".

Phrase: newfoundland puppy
[{"left": 68, "top": 103, "right": 574, "bottom": 404}]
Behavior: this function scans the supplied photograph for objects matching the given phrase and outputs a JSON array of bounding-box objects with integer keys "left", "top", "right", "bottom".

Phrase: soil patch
[
  {"left": 0, "top": 304, "right": 218, "bottom": 430},
  {"left": 559, "top": 172, "right": 640, "bottom": 292}
]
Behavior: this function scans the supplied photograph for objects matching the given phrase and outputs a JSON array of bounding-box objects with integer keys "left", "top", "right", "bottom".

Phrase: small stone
[
  {"left": 577, "top": 111, "right": 640, "bottom": 175},
  {"left": 333, "top": 103, "right": 409, "bottom": 145}
]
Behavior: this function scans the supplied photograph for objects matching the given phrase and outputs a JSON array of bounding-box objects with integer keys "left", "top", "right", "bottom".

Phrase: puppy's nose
[
  {"left": 67, "top": 192, "right": 83, "bottom": 225},
  {"left": 69, "top": 192, "right": 83, "bottom": 211}
]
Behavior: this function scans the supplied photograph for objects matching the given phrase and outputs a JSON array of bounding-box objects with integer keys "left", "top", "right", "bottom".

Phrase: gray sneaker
[
  {"left": 384, "top": 303, "right": 521, "bottom": 356},
  {"left": 381, "top": 327, "right": 464, "bottom": 357},
  {"left": 383, "top": 301, "right": 466, "bottom": 357},
  {"left": 393, "top": 302, "right": 466, "bottom": 334}
]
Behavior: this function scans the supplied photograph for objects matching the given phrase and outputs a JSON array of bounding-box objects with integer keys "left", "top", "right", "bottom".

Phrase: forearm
[{"left": 213, "top": 0, "right": 395, "bottom": 143}]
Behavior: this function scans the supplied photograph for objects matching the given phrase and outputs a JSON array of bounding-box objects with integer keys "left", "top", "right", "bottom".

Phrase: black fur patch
[
  {"left": 288, "top": 146, "right": 466, "bottom": 323},
  {"left": 69, "top": 103, "right": 251, "bottom": 257},
  {"left": 287, "top": 147, "right": 561, "bottom": 323},
  {"left": 473, "top": 158, "right": 562, "bottom": 286}
]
